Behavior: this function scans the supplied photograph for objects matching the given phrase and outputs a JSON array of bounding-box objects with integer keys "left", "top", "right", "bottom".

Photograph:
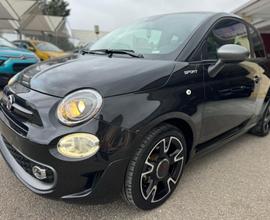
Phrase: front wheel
[{"left": 123, "top": 124, "right": 187, "bottom": 210}]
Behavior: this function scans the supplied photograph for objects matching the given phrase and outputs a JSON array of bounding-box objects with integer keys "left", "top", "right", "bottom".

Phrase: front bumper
[{"left": 0, "top": 84, "right": 134, "bottom": 201}]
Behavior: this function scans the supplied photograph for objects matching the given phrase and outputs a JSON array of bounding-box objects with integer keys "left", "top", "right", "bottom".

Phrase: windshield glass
[
  {"left": 89, "top": 13, "right": 211, "bottom": 59},
  {"left": 35, "top": 42, "right": 62, "bottom": 52},
  {"left": 0, "top": 37, "right": 17, "bottom": 48}
]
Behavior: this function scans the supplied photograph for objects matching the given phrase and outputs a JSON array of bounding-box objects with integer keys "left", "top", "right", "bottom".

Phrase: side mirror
[
  {"left": 208, "top": 44, "right": 249, "bottom": 78},
  {"left": 218, "top": 44, "right": 249, "bottom": 63}
]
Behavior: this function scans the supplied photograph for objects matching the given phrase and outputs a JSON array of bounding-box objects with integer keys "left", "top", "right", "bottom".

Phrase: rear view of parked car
[{"left": 0, "top": 37, "right": 39, "bottom": 87}]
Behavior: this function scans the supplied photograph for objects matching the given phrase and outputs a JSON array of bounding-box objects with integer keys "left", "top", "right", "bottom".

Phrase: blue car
[{"left": 0, "top": 37, "right": 39, "bottom": 87}]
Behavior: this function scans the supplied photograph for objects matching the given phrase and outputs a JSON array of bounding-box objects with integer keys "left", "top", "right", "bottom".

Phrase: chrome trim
[
  {"left": 13, "top": 103, "right": 33, "bottom": 116},
  {"left": 61, "top": 188, "right": 92, "bottom": 199},
  {"left": 1, "top": 93, "right": 33, "bottom": 116}
]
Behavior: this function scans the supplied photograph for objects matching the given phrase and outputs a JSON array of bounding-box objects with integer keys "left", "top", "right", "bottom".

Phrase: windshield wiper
[
  {"left": 82, "top": 49, "right": 144, "bottom": 58},
  {"left": 80, "top": 49, "right": 102, "bottom": 55}
]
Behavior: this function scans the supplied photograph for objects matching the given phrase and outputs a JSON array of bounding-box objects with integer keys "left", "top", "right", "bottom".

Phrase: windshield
[
  {"left": 35, "top": 42, "right": 62, "bottom": 52},
  {"left": 0, "top": 37, "right": 17, "bottom": 48},
  {"left": 89, "top": 13, "right": 211, "bottom": 59}
]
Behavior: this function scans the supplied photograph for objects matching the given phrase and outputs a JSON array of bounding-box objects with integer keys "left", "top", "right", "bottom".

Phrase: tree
[
  {"left": 36, "top": 0, "right": 73, "bottom": 51},
  {"left": 33, "top": 0, "right": 74, "bottom": 50},
  {"left": 40, "top": 0, "right": 70, "bottom": 17}
]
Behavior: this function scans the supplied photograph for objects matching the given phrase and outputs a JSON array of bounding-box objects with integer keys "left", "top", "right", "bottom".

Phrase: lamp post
[{"left": 94, "top": 25, "right": 100, "bottom": 40}]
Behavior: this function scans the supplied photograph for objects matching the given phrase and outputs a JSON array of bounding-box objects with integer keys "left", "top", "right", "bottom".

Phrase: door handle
[
  {"left": 231, "top": 86, "right": 247, "bottom": 93},
  {"left": 253, "top": 76, "right": 261, "bottom": 84}
]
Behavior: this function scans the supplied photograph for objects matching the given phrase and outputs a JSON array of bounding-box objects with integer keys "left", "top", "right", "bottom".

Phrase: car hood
[
  {"left": 16, "top": 54, "right": 187, "bottom": 98},
  {"left": 0, "top": 46, "right": 36, "bottom": 58}
]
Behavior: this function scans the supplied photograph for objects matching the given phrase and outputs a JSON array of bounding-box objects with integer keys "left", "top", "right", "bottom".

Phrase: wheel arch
[
  {"left": 162, "top": 118, "right": 194, "bottom": 162},
  {"left": 259, "top": 87, "right": 270, "bottom": 118},
  {"left": 266, "top": 87, "right": 270, "bottom": 103},
  {"left": 133, "top": 112, "right": 198, "bottom": 163}
]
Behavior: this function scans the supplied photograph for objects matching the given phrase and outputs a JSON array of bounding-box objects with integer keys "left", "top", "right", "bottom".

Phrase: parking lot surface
[{"left": 0, "top": 91, "right": 270, "bottom": 220}]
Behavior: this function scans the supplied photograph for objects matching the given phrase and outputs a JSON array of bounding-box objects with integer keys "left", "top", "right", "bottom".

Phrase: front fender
[{"left": 96, "top": 86, "right": 204, "bottom": 147}]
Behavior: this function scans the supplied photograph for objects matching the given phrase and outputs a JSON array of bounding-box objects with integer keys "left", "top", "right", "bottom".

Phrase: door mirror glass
[{"left": 217, "top": 44, "right": 249, "bottom": 63}]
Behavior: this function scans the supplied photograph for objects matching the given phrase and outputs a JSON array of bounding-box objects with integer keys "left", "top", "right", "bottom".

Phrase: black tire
[
  {"left": 251, "top": 103, "right": 270, "bottom": 137},
  {"left": 123, "top": 124, "right": 187, "bottom": 210}
]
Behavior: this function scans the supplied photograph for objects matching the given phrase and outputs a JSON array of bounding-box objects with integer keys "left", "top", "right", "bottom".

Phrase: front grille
[
  {"left": 3, "top": 137, "right": 55, "bottom": 184},
  {"left": 1, "top": 89, "right": 43, "bottom": 136},
  {"left": 13, "top": 63, "right": 33, "bottom": 73},
  {"left": 0, "top": 105, "right": 28, "bottom": 136}
]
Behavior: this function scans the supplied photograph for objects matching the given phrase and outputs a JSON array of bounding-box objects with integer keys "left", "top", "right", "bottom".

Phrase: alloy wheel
[{"left": 140, "top": 136, "right": 184, "bottom": 203}]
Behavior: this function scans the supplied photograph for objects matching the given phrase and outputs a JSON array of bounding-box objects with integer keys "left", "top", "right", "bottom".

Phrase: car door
[
  {"left": 247, "top": 25, "right": 270, "bottom": 116},
  {"left": 199, "top": 18, "right": 259, "bottom": 143}
]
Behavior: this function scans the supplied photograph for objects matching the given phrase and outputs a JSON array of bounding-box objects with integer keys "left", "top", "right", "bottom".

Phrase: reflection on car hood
[
  {"left": 43, "top": 51, "right": 69, "bottom": 58},
  {"left": 17, "top": 54, "right": 186, "bottom": 98}
]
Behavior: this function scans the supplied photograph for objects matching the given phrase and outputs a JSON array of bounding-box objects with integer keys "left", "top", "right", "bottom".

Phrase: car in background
[
  {"left": 0, "top": 37, "right": 39, "bottom": 87},
  {"left": 13, "top": 40, "right": 67, "bottom": 61}
]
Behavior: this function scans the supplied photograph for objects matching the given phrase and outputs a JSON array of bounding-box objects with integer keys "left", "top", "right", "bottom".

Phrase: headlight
[
  {"left": 57, "top": 89, "right": 102, "bottom": 126},
  {"left": 57, "top": 133, "right": 100, "bottom": 159}
]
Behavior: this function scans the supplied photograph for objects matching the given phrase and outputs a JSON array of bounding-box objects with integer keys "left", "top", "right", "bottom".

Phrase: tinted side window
[
  {"left": 206, "top": 19, "right": 250, "bottom": 60},
  {"left": 13, "top": 42, "right": 21, "bottom": 47},
  {"left": 21, "top": 42, "right": 28, "bottom": 49},
  {"left": 249, "top": 26, "right": 265, "bottom": 58}
]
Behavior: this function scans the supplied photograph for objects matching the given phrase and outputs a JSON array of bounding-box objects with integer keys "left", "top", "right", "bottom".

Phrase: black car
[{"left": 0, "top": 12, "right": 270, "bottom": 210}]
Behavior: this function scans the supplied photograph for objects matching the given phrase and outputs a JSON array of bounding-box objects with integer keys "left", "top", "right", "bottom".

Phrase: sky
[{"left": 65, "top": 0, "right": 249, "bottom": 32}]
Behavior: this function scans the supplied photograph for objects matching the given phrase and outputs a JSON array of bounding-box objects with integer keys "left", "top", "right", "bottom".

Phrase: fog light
[
  {"left": 32, "top": 166, "right": 47, "bottom": 180},
  {"left": 57, "top": 133, "right": 100, "bottom": 159}
]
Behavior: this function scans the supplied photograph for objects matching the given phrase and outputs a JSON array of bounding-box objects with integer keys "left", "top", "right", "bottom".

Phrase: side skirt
[{"left": 192, "top": 120, "right": 256, "bottom": 159}]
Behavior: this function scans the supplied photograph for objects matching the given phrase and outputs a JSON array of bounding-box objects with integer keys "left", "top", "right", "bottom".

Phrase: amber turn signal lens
[{"left": 59, "top": 100, "right": 86, "bottom": 119}]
